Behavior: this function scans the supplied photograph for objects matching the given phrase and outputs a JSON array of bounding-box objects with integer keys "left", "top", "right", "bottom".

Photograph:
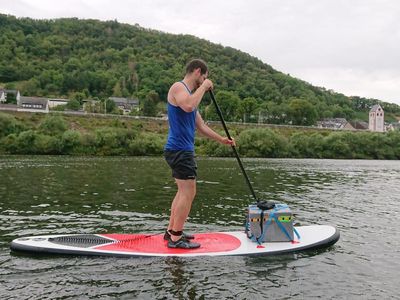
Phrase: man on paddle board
[{"left": 164, "top": 59, "right": 235, "bottom": 249}]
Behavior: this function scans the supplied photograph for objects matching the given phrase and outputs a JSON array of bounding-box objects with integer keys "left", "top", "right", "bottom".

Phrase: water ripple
[{"left": 1, "top": 156, "right": 400, "bottom": 299}]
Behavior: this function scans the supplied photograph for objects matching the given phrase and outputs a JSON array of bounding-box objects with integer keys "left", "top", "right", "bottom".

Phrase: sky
[{"left": 1, "top": 0, "right": 400, "bottom": 105}]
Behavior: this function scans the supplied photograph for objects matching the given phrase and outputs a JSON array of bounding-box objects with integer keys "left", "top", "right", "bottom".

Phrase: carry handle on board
[{"left": 209, "top": 90, "right": 275, "bottom": 210}]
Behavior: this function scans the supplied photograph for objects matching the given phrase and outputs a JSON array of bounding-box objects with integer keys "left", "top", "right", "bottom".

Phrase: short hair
[{"left": 185, "top": 59, "right": 208, "bottom": 75}]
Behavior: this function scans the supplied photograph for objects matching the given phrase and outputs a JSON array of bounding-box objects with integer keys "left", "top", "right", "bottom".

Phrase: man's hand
[
  {"left": 221, "top": 137, "right": 236, "bottom": 146},
  {"left": 201, "top": 79, "right": 213, "bottom": 91}
]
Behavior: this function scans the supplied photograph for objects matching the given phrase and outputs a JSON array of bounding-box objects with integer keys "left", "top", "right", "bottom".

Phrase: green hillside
[{"left": 1, "top": 14, "right": 399, "bottom": 124}]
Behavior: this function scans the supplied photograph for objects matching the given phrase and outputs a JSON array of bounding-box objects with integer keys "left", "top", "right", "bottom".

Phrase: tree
[
  {"left": 71, "top": 92, "right": 86, "bottom": 104},
  {"left": 66, "top": 99, "right": 81, "bottom": 111},
  {"left": 112, "top": 81, "right": 123, "bottom": 97},
  {"left": 288, "top": 99, "right": 317, "bottom": 126},
  {"left": 205, "top": 90, "right": 240, "bottom": 122},
  {"left": 5, "top": 92, "right": 17, "bottom": 104},
  {"left": 0, "top": 14, "right": 399, "bottom": 122},
  {"left": 105, "top": 99, "right": 116, "bottom": 113},
  {"left": 156, "top": 101, "right": 167, "bottom": 116},
  {"left": 239, "top": 97, "right": 258, "bottom": 122},
  {"left": 142, "top": 90, "right": 159, "bottom": 116},
  {"left": 259, "top": 101, "right": 289, "bottom": 124}
]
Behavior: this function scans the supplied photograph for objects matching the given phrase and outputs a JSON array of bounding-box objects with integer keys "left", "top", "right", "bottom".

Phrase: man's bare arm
[
  {"left": 170, "top": 80, "right": 213, "bottom": 112},
  {"left": 195, "top": 112, "right": 235, "bottom": 145}
]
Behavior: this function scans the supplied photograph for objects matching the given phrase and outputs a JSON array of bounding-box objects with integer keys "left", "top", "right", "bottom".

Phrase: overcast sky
[{"left": 1, "top": 0, "right": 400, "bottom": 105}]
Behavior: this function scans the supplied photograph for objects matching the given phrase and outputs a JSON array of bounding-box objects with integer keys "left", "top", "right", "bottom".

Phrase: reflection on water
[{"left": 1, "top": 156, "right": 400, "bottom": 299}]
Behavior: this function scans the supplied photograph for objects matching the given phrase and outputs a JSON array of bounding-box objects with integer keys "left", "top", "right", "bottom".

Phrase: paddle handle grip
[{"left": 209, "top": 90, "right": 259, "bottom": 202}]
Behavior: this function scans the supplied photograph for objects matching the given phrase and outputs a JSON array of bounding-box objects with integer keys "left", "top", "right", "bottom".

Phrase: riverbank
[{"left": 1, "top": 111, "right": 399, "bottom": 159}]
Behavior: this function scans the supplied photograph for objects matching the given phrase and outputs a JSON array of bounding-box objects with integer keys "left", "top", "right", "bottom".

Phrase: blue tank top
[{"left": 164, "top": 82, "right": 196, "bottom": 151}]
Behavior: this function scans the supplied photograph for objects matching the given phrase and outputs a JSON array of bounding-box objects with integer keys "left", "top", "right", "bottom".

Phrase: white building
[
  {"left": 18, "top": 96, "right": 49, "bottom": 113},
  {"left": 369, "top": 104, "right": 384, "bottom": 132},
  {"left": 48, "top": 98, "right": 69, "bottom": 109}
]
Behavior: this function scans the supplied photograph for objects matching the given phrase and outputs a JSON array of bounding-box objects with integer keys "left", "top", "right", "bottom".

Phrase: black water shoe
[
  {"left": 167, "top": 237, "right": 200, "bottom": 249},
  {"left": 163, "top": 230, "right": 195, "bottom": 241}
]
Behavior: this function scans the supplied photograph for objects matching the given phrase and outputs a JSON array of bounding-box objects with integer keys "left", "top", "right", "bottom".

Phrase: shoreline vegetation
[{"left": 1, "top": 111, "right": 399, "bottom": 159}]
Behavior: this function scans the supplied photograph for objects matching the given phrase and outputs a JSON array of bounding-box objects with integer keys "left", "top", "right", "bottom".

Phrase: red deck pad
[{"left": 97, "top": 233, "right": 241, "bottom": 254}]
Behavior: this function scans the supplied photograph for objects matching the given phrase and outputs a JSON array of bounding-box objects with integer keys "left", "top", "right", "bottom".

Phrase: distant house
[
  {"left": 82, "top": 99, "right": 99, "bottom": 112},
  {"left": 350, "top": 121, "right": 369, "bottom": 130},
  {"left": 48, "top": 98, "right": 69, "bottom": 109},
  {"left": 18, "top": 96, "right": 49, "bottom": 113},
  {"left": 386, "top": 124, "right": 394, "bottom": 131},
  {"left": 0, "top": 89, "right": 20, "bottom": 103},
  {"left": 109, "top": 97, "right": 139, "bottom": 114},
  {"left": 387, "top": 122, "right": 400, "bottom": 131},
  {"left": 317, "top": 118, "right": 355, "bottom": 130},
  {"left": 369, "top": 104, "right": 384, "bottom": 132}
]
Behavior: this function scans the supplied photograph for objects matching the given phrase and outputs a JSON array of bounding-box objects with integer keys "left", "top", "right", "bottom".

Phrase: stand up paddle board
[{"left": 10, "top": 225, "right": 339, "bottom": 257}]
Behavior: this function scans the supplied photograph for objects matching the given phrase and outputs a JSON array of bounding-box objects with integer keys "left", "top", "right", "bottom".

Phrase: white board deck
[{"left": 10, "top": 225, "right": 339, "bottom": 258}]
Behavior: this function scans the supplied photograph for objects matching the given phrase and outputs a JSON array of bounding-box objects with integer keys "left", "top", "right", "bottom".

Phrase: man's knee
[
  {"left": 176, "top": 179, "right": 196, "bottom": 198},
  {"left": 182, "top": 187, "right": 196, "bottom": 199}
]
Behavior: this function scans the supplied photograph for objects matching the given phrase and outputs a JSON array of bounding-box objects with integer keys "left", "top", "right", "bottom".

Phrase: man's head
[
  {"left": 186, "top": 59, "right": 208, "bottom": 75},
  {"left": 185, "top": 59, "right": 208, "bottom": 88}
]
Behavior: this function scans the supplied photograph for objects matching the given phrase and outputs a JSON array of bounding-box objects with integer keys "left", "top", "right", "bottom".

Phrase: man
[{"left": 164, "top": 59, "right": 235, "bottom": 249}]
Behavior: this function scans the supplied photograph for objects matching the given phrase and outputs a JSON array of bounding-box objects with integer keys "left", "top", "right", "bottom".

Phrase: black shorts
[{"left": 164, "top": 150, "right": 197, "bottom": 180}]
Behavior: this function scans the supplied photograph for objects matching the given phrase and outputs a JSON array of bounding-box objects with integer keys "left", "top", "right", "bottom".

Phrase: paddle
[{"left": 208, "top": 90, "right": 275, "bottom": 210}]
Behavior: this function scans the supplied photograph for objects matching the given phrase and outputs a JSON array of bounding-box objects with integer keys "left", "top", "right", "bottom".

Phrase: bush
[
  {"left": 38, "top": 115, "right": 68, "bottom": 136},
  {"left": 79, "top": 133, "right": 97, "bottom": 155},
  {"left": 66, "top": 99, "right": 81, "bottom": 111},
  {"left": 198, "top": 137, "right": 234, "bottom": 157},
  {"left": 51, "top": 104, "right": 66, "bottom": 111},
  {"left": 10, "top": 130, "right": 62, "bottom": 154},
  {"left": 363, "top": 133, "right": 395, "bottom": 159},
  {"left": 387, "top": 131, "right": 400, "bottom": 159},
  {"left": 0, "top": 112, "right": 24, "bottom": 138},
  {"left": 128, "top": 133, "right": 164, "bottom": 155},
  {"left": 13, "top": 130, "right": 36, "bottom": 154},
  {"left": 33, "top": 133, "right": 62, "bottom": 154},
  {"left": 0, "top": 133, "right": 17, "bottom": 153},
  {"left": 237, "top": 128, "right": 287, "bottom": 157},
  {"left": 94, "top": 127, "right": 137, "bottom": 155},
  {"left": 322, "top": 133, "right": 353, "bottom": 159},
  {"left": 288, "top": 132, "right": 324, "bottom": 158},
  {"left": 61, "top": 130, "right": 82, "bottom": 154}
]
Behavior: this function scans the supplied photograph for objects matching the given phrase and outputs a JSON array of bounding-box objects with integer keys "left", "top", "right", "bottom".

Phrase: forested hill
[{"left": 1, "top": 14, "right": 399, "bottom": 124}]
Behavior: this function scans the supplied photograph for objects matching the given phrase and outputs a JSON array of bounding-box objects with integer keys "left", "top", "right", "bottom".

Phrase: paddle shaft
[{"left": 209, "top": 90, "right": 258, "bottom": 202}]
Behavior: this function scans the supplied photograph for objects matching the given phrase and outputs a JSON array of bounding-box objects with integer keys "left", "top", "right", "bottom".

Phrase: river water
[{"left": 0, "top": 156, "right": 399, "bottom": 299}]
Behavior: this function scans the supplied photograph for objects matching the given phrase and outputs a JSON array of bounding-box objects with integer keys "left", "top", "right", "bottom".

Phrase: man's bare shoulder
[
  {"left": 169, "top": 82, "right": 185, "bottom": 93},
  {"left": 168, "top": 82, "right": 186, "bottom": 105}
]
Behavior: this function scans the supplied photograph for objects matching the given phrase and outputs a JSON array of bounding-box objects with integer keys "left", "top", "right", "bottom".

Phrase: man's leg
[
  {"left": 169, "top": 178, "right": 196, "bottom": 242},
  {"left": 167, "top": 190, "right": 180, "bottom": 232}
]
